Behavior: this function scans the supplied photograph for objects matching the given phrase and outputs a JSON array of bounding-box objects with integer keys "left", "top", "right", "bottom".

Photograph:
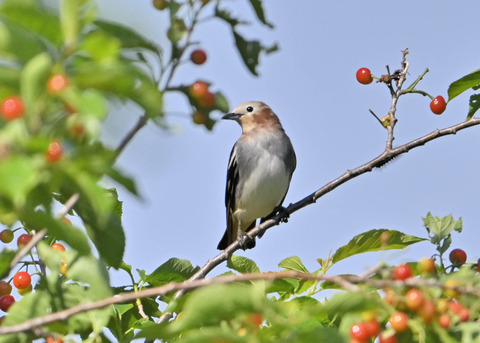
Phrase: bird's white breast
[{"left": 234, "top": 150, "right": 290, "bottom": 223}]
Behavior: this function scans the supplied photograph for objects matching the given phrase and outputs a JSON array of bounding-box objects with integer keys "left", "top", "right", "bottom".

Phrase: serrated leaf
[
  {"left": 278, "top": 256, "right": 310, "bottom": 273},
  {"left": 422, "top": 212, "right": 462, "bottom": 244},
  {"left": 145, "top": 258, "right": 198, "bottom": 286},
  {"left": 467, "top": 93, "right": 480, "bottom": 120},
  {"left": 227, "top": 254, "right": 260, "bottom": 273},
  {"left": 247, "top": 0, "right": 274, "bottom": 28},
  {"left": 332, "top": 229, "right": 426, "bottom": 264},
  {"left": 448, "top": 69, "right": 480, "bottom": 101}
]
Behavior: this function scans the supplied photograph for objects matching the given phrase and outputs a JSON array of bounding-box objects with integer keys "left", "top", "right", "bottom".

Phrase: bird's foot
[
  {"left": 277, "top": 205, "right": 290, "bottom": 223},
  {"left": 237, "top": 230, "right": 254, "bottom": 250}
]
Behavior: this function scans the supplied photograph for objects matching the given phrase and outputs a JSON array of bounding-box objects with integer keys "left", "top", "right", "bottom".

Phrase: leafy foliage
[{"left": 0, "top": 1, "right": 479, "bottom": 343}]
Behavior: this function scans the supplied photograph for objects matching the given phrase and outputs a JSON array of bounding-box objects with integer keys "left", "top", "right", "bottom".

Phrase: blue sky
[{"left": 98, "top": 1, "right": 480, "bottom": 286}]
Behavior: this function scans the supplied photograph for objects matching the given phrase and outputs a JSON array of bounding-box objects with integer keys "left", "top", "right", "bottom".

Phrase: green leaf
[
  {"left": 331, "top": 229, "right": 426, "bottom": 264},
  {"left": 22, "top": 211, "right": 90, "bottom": 255},
  {"left": 227, "top": 254, "right": 260, "bottom": 273},
  {"left": 145, "top": 258, "right": 199, "bottom": 286},
  {"left": 0, "top": 17, "right": 49, "bottom": 62},
  {"left": 81, "top": 30, "right": 121, "bottom": 61},
  {"left": 0, "top": 249, "right": 16, "bottom": 279},
  {"left": 232, "top": 30, "right": 278, "bottom": 76},
  {"left": 20, "top": 52, "right": 52, "bottom": 109},
  {"left": 247, "top": 0, "right": 274, "bottom": 28},
  {"left": 278, "top": 256, "right": 310, "bottom": 273},
  {"left": 214, "top": 7, "right": 248, "bottom": 27},
  {"left": 60, "top": 166, "right": 125, "bottom": 268},
  {"left": 74, "top": 60, "right": 163, "bottom": 117},
  {"left": 0, "top": 156, "right": 41, "bottom": 207},
  {"left": 0, "top": 0, "right": 62, "bottom": 46},
  {"left": 448, "top": 69, "right": 480, "bottom": 101},
  {"left": 2, "top": 289, "right": 52, "bottom": 326},
  {"left": 422, "top": 212, "right": 462, "bottom": 244},
  {"left": 466, "top": 93, "right": 480, "bottom": 120},
  {"left": 94, "top": 20, "right": 162, "bottom": 56},
  {"left": 170, "top": 283, "right": 266, "bottom": 331}
]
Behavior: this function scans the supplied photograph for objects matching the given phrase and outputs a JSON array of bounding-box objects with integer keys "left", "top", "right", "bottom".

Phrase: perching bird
[{"left": 218, "top": 101, "right": 296, "bottom": 250}]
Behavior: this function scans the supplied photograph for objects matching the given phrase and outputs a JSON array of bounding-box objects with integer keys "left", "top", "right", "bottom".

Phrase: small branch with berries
[
  {"left": 0, "top": 194, "right": 79, "bottom": 281},
  {"left": 0, "top": 266, "right": 478, "bottom": 335}
]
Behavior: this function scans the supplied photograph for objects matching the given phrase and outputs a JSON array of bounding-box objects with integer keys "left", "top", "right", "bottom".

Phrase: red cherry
[
  {"left": 350, "top": 322, "right": 370, "bottom": 341},
  {"left": 190, "top": 49, "right": 207, "bottom": 65},
  {"left": 418, "top": 299, "right": 435, "bottom": 324},
  {"left": 198, "top": 91, "right": 216, "bottom": 108},
  {"left": 458, "top": 308, "right": 470, "bottom": 322},
  {"left": 449, "top": 248, "right": 467, "bottom": 266},
  {"left": 189, "top": 81, "right": 209, "bottom": 99},
  {"left": 0, "top": 229, "right": 14, "bottom": 243},
  {"left": 430, "top": 96, "right": 446, "bottom": 115},
  {"left": 0, "top": 96, "right": 25, "bottom": 121},
  {"left": 51, "top": 243, "right": 66, "bottom": 252},
  {"left": 393, "top": 264, "right": 413, "bottom": 280},
  {"left": 0, "top": 281, "right": 12, "bottom": 296},
  {"left": 46, "top": 140, "right": 63, "bottom": 163},
  {"left": 438, "top": 314, "right": 451, "bottom": 329},
  {"left": 17, "top": 233, "right": 32, "bottom": 247},
  {"left": 389, "top": 312, "right": 409, "bottom": 332},
  {"left": 379, "top": 332, "right": 397, "bottom": 343},
  {"left": 248, "top": 313, "right": 263, "bottom": 327},
  {"left": 47, "top": 74, "right": 69, "bottom": 94},
  {"left": 363, "top": 319, "right": 380, "bottom": 338},
  {"left": 0, "top": 295, "right": 15, "bottom": 312},
  {"left": 13, "top": 271, "right": 31, "bottom": 290},
  {"left": 46, "top": 337, "right": 64, "bottom": 343},
  {"left": 356, "top": 67, "right": 373, "bottom": 85},
  {"left": 405, "top": 289, "right": 424, "bottom": 310}
]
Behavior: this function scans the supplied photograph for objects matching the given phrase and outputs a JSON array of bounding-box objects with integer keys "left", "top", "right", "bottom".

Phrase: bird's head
[{"left": 222, "top": 101, "right": 281, "bottom": 133}]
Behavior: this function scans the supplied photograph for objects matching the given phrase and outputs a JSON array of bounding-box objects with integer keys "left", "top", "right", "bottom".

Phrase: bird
[{"left": 217, "top": 101, "right": 296, "bottom": 250}]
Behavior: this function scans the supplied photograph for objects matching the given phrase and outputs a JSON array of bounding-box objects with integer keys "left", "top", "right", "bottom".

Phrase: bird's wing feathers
[{"left": 217, "top": 145, "right": 239, "bottom": 250}]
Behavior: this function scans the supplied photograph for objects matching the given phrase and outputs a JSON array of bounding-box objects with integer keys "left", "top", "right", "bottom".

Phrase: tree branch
[{"left": 1, "top": 268, "right": 477, "bottom": 335}]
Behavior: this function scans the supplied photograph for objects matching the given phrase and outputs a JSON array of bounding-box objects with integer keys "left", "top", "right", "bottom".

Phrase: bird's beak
[{"left": 222, "top": 112, "right": 241, "bottom": 120}]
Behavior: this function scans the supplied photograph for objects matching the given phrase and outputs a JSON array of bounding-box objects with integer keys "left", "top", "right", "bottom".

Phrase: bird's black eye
[{"left": 246, "top": 106, "right": 254, "bottom": 112}]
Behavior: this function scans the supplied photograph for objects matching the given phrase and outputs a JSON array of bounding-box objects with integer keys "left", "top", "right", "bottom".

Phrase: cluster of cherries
[
  {"left": 0, "top": 224, "right": 68, "bottom": 343},
  {"left": 349, "top": 248, "right": 474, "bottom": 343},
  {"left": 0, "top": 74, "right": 72, "bottom": 162},
  {"left": 356, "top": 67, "right": 447, "bottom": 116}
]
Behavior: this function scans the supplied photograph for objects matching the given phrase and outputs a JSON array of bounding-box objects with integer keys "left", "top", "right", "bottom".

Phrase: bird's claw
[
  {"left": 237, "top": 231, "right": 253, "bottom": 250},
  {"left": 277, "top": 205, "right": 290, "bottom": 223}
]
